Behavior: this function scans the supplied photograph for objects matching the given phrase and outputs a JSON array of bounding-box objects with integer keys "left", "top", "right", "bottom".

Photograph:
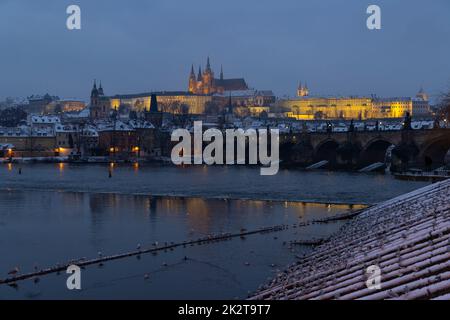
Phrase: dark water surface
[
  {"left": 0, "top": 163, "right": 428, "bottom": 203},
  {"left": 0, "top": 164, "right": 427, "bottom": 299}
]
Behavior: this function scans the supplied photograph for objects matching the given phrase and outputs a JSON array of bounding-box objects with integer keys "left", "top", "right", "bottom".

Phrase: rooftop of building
[
  {"left": 213, "top": 89, "right": 275, "bottom": 97},
  {"left": 29, "top": 115, "right": 61, "bottom": 124},
  {"left": 110, "top": 91, "right": 209, "bottom": 99},
  {"left": 250, "top": 179, "right": 450, "bottom": 300}
]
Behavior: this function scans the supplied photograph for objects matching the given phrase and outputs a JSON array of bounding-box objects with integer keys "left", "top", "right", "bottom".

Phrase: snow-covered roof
[
  {"left": 0, "top": 126, "right": 30, "bottom": 137},
  {"left": 96, "top": 120, "right": 134, "bottom": 132},
  {"left": 128, "top": 120, "right": 155, "bottom": 129},
  {"left": 250, "top": 179, "right": 450, "bottom": 300},
  {"left": 30, "top": 115, "right": 61, "bottom": 124},
  {"left": 64, "top": 108, "right": 90, "bottom": 118},
  {"left": 81, "top": 125, "right": 99, "bottom": 137},
  {"left": 55, "top": 124, "right": 78, "bottom": 133}
]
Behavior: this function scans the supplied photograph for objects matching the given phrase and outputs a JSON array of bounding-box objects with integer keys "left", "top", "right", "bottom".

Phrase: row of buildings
[
  {"left": 104, "top": 57, "right": 431, "bottom": 120},
  {"left": 0, "top": 114, "right": 162, "bottom": 159},
  {"left": 0, "top": 56, "right": 436, "bottom": 161},
  {"left": 5, "top": 57, "right": 431, "bottom": 123},
  {"left": 21, "top": 58, "right": 432, "bottom": 121}
]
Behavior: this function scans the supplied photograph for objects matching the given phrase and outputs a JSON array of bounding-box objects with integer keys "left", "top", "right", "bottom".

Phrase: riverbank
[{"left": 250, "top": 178, "right": 450, "bottom": 300}]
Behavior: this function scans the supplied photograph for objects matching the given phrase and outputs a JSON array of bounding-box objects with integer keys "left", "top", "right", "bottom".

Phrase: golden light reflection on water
[{"left": 55, "top": 186, "right": 368, "bottom": 236}]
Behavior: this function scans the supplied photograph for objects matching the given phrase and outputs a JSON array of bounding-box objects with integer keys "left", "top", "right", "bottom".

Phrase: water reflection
[
  {"left": 0, "top": 164, "right": 427, "bottom": 204},
  {"left": 0, "top": 164, "right": 427, "bottom": 299}
]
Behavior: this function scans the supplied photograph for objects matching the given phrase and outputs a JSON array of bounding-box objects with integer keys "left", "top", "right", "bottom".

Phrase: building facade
[
  {"left": 283, "top": 86, "right": 430, "bottom": 120},
  {"left": 110, "top": 92, "right": 212, "bottom": 115}
]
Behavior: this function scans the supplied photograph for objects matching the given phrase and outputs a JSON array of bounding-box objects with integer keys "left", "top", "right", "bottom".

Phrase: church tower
[
  {"left": 98, "top": 81, "right": 104, "bottom": 96},
  {"left": 188, "top": 65, "right": 197, "bottom": 93},
  {"left": 90, "top": 80, "right": 110, "bottom": 120},
  {"left": 145, "top": 94, "right": 163, "bottom": 128},
  {"left": 297, "top": 81, "right": 309, "bottom": 97},
  {"left": 202, "top": 57, "right": 214, "bottom": 94},
  {"left": 90, "top": 80, "right": 99, "bottom": 106},
  {"left": 196, "top": 66, "right": 203, "bottom": 93}
]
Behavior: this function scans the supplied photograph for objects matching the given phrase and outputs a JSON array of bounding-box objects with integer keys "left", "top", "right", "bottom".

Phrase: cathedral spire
[
  {"left": 206, "top": 56, "right": 211, "bottom": 71},
  {"left": 91, "top": 79, "right": 98, "bottom": 97},
  {"left": 98, "top": 81, "right": 104, "bottom": 95},
  {"left": 197, "top": 66, "right": 203, "bottom": 81},
  {"left": 297, "top": 80, "right": 309, "bottom": 97},
  {"left": 190, "top": 64, "right": 195, "bottom": 77}
]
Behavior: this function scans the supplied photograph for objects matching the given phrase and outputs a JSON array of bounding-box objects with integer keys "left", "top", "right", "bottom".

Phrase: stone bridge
[{"left": 280, "top": 128, "right": 450, "bottom": 170}]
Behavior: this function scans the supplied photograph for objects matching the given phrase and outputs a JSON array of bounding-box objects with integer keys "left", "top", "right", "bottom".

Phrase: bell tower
[
  {"left": 188, "top": 65, "right": 197, "bottom": 93},
  {"left": 202, "top": 57, "right": 214, "bottom": 94},
  {"left": 297, "top": 81, "right": 309, "bottom": 97}
]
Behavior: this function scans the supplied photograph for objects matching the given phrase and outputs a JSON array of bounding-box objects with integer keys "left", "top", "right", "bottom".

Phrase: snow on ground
[{"left": 250, "top": 179, "right": 450, "bottom": 300}]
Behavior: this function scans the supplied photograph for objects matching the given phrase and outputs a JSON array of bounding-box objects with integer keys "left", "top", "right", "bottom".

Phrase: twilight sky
[{"left": 0, "top": 0, "right": 449, "bottom": 102}]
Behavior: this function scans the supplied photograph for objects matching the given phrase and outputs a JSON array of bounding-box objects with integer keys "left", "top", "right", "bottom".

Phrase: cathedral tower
[
  {"left": 188, "top": 65, "right": 197, "bottom": 93},
  {"left": 202, "top": 57, "right": 214, "bottom": 95},
  {"left": 297, "top": 81, "right": 309, "bottom": 97}
]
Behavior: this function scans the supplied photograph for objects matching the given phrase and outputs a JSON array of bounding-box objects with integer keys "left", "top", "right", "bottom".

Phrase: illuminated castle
[
  {"left": 188, "top": 57, "right": 248, "bottom": 95},
  {"left": 283, "top": 85, "right": 430, "bottom": 120}
]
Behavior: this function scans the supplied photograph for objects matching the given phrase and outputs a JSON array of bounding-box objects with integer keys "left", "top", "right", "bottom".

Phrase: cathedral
[
  {"left": 297, "top": 81, "right": 309, "bottom": 97},
  {"left": 188, "top": 57, "right": 248, "bottom": 95}
]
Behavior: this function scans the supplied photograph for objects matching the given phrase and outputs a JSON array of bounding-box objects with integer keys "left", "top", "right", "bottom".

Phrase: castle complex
[
  {"left": 86, "top": 62, "right": 431, "bottom": 121},
  {"left": 282, "top": 83, "right": 431, "bottom": 120}
]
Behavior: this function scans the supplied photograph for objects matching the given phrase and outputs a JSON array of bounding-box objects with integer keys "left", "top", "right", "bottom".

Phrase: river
[{"left": 0, "top": 164, "right": 427, "bottom": 299}]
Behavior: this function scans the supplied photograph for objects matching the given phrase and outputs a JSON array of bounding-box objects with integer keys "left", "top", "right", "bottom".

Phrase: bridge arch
[
  {"left": 419, "top": 135, "right": 450, "bottom": 168},
  {"left": 279, "top": 141, "right": 296, "bottom": 164},
  {"left": 314, "top": 139, "right": 340, "bottom": 165},
  {"left": 359, "top": 138, "right": 394, "bottom": 167}
]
